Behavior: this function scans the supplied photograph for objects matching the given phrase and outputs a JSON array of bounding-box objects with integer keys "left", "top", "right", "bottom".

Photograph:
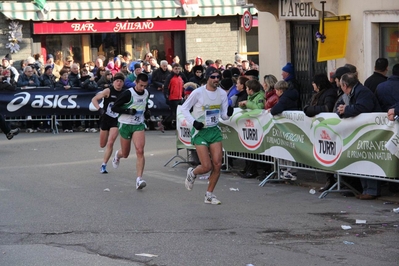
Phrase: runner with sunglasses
[{"left": 180, "top": 66, "right": 234, "bottom": 205}]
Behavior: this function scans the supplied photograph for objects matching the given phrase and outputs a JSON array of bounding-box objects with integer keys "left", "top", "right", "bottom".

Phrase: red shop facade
[{"left": 33, "top": 19, "right": 187, "bottom": 66}]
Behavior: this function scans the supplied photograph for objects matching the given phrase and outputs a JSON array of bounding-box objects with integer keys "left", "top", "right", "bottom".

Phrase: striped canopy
[{"left": 0, "top": 0, "right": 253, "bottom": 21}]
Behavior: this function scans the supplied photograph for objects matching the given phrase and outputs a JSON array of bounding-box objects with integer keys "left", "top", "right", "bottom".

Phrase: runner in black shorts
[{"left": 91, "top": 72, "right": 125, "bottom": 173}]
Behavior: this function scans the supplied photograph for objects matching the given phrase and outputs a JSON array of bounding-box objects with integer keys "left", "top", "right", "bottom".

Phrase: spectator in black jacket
[
  {"left": 375, "top": 63, "right": 399, "bottom": 112},
  {"left": 151, "top": 60, "right": 170, "bottom": 91},
  {"left": 189, "top": 65, "right": 204, "bottom": 86},
  {"left": 364, "top": 58, "right": 388, "bottom": 93},
  {"left": 303, "top": 73, "right": 338, "bottom": 192},
  {"left": 40, "top": 65, "right": 56, "bottom": 89},
  {"left": 68, "top": 63, "right": 81, "bottom": 88},
  {"left": 337, "top": 73, "right": 381, "bottom": 200}
]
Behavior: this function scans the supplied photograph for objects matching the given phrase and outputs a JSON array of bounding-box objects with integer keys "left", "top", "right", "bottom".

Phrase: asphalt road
[{"left": 0, "top": 130, "right": 398, "bottom": 266}]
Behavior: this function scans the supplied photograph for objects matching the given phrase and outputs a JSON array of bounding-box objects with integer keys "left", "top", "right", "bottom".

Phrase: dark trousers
[
  {"left": 162, "top": 100, "right": 182, "bottom": 129},
  {"left": 0, "top": 115, "right": 10, "bottom": 135}
]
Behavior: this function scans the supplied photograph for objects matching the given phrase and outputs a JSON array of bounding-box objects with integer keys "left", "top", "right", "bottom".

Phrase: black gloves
[
  {"left": 98, "top": 108, "right": 105, "bottom": 115},
  {"left": 227, "top": 106, "right": 234, "bottom": 116},
  {"left": 144, "top": 110, "right": 151, "bottom": 119},
  {"left": 125, "top": 108, "right": 137, "bottom": 115},
  {"left": 193, "top": 120, "right": 204, "bottom": 130}
]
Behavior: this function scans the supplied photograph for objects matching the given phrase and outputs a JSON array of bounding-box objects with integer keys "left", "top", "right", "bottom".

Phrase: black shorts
[{"left": 100, "top": 115, "right": 118, "bottom": 131}]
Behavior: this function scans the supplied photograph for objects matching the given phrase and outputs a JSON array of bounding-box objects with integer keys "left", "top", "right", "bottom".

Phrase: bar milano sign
[{"left": 279, "top": 0, "right": 319, "bottom": 20}]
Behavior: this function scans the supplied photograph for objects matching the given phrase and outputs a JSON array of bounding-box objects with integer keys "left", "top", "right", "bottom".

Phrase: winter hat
[
  {"left": 230, "top": 67, "right": 240, "bottom": 77},
  {"left": 220, "top": 78, "right": 233, "bottom": 91},
  {"left": 205, "top": 66, "right": 220, "bottom": 79},
  {"left": 332, "top": 67, "right": 351, "bottom": 79},
  {"left": 222, "top": 69, "right": 232, "bottom": 79},
  {"left": 134, "top": 63, "right": 141, "bottom": 70},
  {"left": 46, "top": 54, "right": 54, "bottom": 60},
  {"left": 192, "top": 65, "right": 203, "bottom": 73},
  {"left": 44, "top": 65, "right": 53, "bottom": 71},
  {"left": 4, "top": 53, "right": 12, "bottom": 61},
  {"left": 282, "top": 63, "right": 295, "bottom": 75},
  {"left": 113, "top": 73, "right": 125, "bottom": 82},
  {"left": 245, "top": 69, "right": 259, "bottom": 79},
  {"left": 184, "top": 86, "right": 195, "bottom": 95}
]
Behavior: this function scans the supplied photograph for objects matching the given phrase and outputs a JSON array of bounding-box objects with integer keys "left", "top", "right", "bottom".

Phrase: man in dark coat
[
  {"left": 337, "top": 73, "right": 381, "bottom": 200},
  {"left": 364, "top": 57, "right": 388, "bottom": 93},
  {"left": 375, "top": 63, "right": 399, "bottom": 112}
]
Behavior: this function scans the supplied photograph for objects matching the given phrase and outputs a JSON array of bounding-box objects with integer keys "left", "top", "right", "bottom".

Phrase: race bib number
[{"left": 205, "top": 109, "right": 219, "bottom": 127}]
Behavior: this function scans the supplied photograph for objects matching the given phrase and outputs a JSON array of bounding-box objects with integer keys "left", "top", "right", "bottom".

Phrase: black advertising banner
[{"left": 0, "top": 88, "right": 169, "bottom": 117}]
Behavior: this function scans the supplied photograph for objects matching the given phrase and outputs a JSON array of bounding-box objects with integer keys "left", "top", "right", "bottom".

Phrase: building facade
[
  {"left": 0, "top": 0, "right": 258, "bottom": 68},
  {"left": 248, "top": 0, "right": 399, "bottom": 107}
]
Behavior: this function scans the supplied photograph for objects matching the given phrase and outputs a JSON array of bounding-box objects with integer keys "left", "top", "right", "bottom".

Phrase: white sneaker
[
  {"left": 112, "top": 150, "right": 120, "bottom": 169},
  {"left": 90, "top": 128, "right": 98, "bottom": 133},
  {"left": 136, "top": 178, "right": 147, "bottom": 190},
  {"left": 204, "top": 194, "right": 221, "bottom": 205},
  {"left": 185, "top": 167, "right": 196, "bottom": 190},
  {"left": 85, "top": 128, "right": 90, "bottom": 133}
]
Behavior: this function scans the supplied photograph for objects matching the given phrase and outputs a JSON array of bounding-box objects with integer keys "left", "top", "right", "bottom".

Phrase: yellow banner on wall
[{"left": 317, "top": 15, "right": 351, "bottom": 62}]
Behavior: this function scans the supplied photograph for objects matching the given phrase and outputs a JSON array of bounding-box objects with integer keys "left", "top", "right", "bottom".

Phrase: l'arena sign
[
  {"left": 279, "top": 0, "right": 319, "bottom": 20},
  {"left": 33, "top": 20, "right": 186, "bottom": 34}
]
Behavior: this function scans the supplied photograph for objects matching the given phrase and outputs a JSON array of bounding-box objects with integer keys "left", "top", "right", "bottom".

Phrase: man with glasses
[{"left": 181, "top": 67, "right": 234, "bottom": 205}]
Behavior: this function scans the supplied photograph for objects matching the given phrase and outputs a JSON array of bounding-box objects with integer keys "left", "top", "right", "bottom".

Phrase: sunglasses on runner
[{"left": 209, "top": 75, "right": 221, "bottom": 80}]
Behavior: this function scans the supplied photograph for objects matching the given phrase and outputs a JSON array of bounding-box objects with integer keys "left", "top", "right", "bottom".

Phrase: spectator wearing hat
[
  {"left": 245, "top": 69, "right": 259, "bottom": 80},
  {"left": 2, "top": 54, "right": 19, "bottom": 83},
  {"left": 142, "top": 61, "right": 153, "bottom": 85},
  {"left": 46, "top": 54, "right": 61, "bottom": 81},
  {"left": 364, "top": 58, "right": 388, "bottom": 93},
  {"left": 183, "top": 60, "right": 193, "bottom": 81},
  {"left": 151, "top": 60, "right": 170, "bottom": 92},
  {"left": 183, "top": 82, "right": 198, "bottom": 101},
  {"left": 40, "top": 65, "right": 56, "bottom": 89},
  {"left": 125, "top": 63, "right": 142, "bottom": 88},
  {"left": 282, "top": 62, "right": 301, "bottom": 108},
  {"left": 0, "top": 69, "right": 16, "bottom": 91},
  {"left": 189, "top": 65, "right": 204, "bottom": 86}
]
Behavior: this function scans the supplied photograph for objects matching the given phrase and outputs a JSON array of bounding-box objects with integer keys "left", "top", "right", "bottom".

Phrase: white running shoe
[
  {"left": 185, "top": 167, "right": 196, "bottom": 190},
  {"left": 90, "top": 128, "right": 98, "bottom": 133},
  {"left": 136, "top": 178, "right": 147, "bottom": 190},
  {"left": 204, "top": 194, "right": 221, "bottom": 205},
  {"left": 112, "top": 150, "right": 120, "bottom": 168}
]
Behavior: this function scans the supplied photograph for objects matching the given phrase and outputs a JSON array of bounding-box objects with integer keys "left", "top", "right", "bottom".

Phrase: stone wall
[{"left": 186, "top": 16, "right": 240, "bottom": 66}]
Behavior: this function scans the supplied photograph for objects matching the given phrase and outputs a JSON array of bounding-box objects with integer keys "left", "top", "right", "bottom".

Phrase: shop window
[
  {"left": 131, "top": 32, "right": 175, "bottom": 63},
  {"left": 91, "top": 33, "right": 123, "bottom": 63},
  {"left": 380, "top": 24, "right": 399, "bottom": 76},
  {"left": 43, "top": 35, "right": 82, "bottom": 66}
]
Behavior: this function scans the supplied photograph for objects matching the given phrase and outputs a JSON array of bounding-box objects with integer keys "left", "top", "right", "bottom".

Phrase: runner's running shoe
[
  {"left": 185, "top": 167, "right": 196, "bottom": 190},
  {"left": 136, "top": 178, "right": 147, "bottom": 190},
  {"left": 204, "top": 194, "right": 221, "bottom": 205},
  {"left": 100, "top": 164, "right": 108, "bottom": 174},
  {"left": 112, "top": 150, "right": 120, "bottom": 169}
]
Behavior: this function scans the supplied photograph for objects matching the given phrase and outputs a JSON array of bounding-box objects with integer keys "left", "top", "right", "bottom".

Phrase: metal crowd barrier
[
  {"left": 225, "top": 152, "right": 399, "bottom": 199},
  {"left": 5, "top": 115, "right": 101, "bottom": 134}
]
